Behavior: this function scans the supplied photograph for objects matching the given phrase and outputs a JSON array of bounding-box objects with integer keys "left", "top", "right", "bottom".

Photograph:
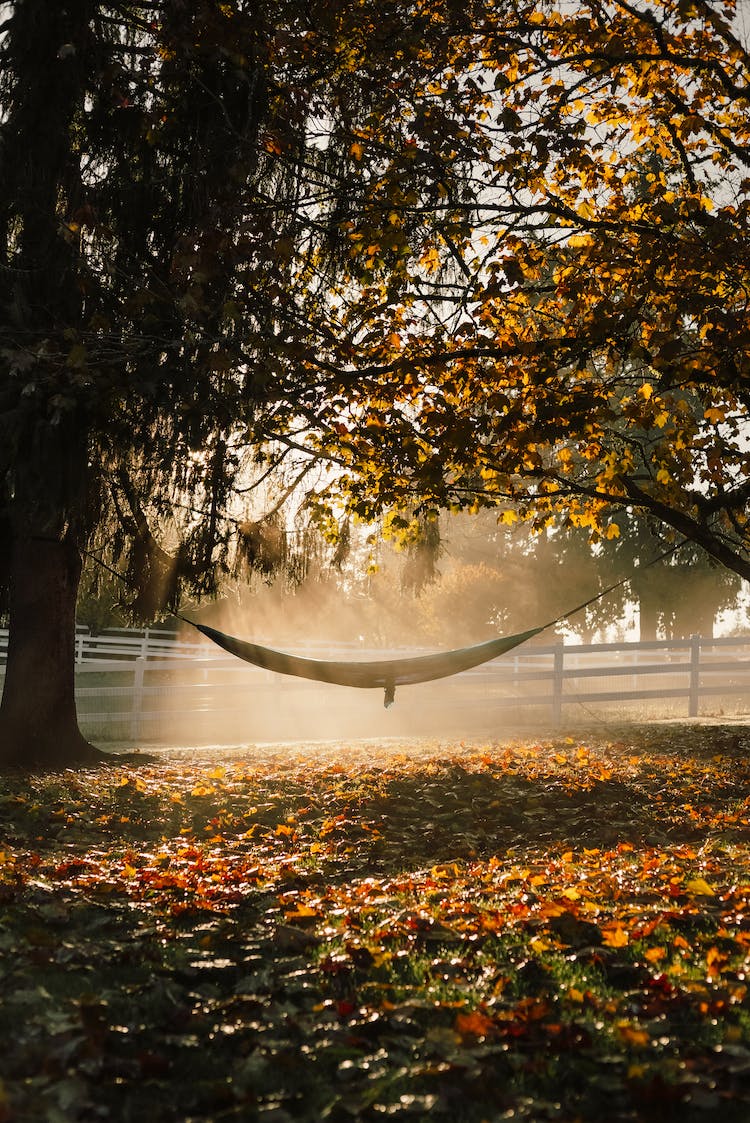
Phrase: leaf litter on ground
[{"left": 2, "top": 725, "right": 750, "bottom": 1120}]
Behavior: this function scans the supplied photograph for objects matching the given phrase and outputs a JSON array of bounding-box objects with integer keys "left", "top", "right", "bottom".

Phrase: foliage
[
  {"left": 312, "top": 0, "right": 750, "bottom": 582},
  {"left": 0, "top": 0, "right": 486, "bottom": 610},
  {"left": 3, "top": 729, "right": 750, "bottom": 1119},
  {"left": 6, "top": 0, "right": 749, "bottom": 603}
]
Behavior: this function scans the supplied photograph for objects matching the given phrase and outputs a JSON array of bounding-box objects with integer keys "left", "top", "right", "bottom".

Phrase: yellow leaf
[
  {"left": 420, "top": 246, "right": 441, "bottom": 273},
  {"left": 432, "top": 863, "right": 460, "bottom": 879},
  {"left": 602, "top": 924, "right": 629, "bottom": 948},
  {"left": 350, "top": 141, "right": 364, "bottom": 160},
  {"left": 618, "top": 1023, "right": 649, "bottom": 1048},
  {"left": 706, "top": 945, "right": 725, "bottom": 968},
  {"left": 645, "top": 946, "right": 666, "bottom": 963},
  {"left": 284, "top": 904, "right": 319, "bottom": 920},
  {"left": 685, "top": 877, "right": 715, "bottom": 896},
  {"left": 562, "top": 887, "right": 580, "bottom": 901}
]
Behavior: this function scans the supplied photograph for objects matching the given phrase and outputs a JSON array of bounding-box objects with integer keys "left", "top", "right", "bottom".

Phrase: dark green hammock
[
  {"left": 193, "top": 619, "right": 545, "bottom": 705},
  {"left": 194, "top": 622, "right": 545, "bottom": 707},
  {"left": 191, "top": 543, "right": 682, "bottom": 707}
]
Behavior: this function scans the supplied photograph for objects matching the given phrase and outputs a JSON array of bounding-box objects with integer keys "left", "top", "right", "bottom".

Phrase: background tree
[{"left": 602, "top": 511, "right": 742, "bottom": 640}]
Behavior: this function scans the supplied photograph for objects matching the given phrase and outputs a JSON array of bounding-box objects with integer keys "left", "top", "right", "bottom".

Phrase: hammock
[
  {"left": 188, "top": 542, "right": 683, "bottom": 707},
  {"left": 193, "top": 622, "right": 545, "bottom": 706}
]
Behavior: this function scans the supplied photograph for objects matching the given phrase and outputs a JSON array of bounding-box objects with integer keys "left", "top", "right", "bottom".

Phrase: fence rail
[{"left": 2, "top": 627, "right": 750, "bottom": 741}]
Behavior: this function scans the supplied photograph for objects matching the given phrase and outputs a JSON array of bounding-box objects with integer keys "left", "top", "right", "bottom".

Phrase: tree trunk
[
  {"left": 0, "top": 534, "right": 103, "bottom": 769},
  {"left": 638, "top": 595, "right": 658, "bottom": 643}
]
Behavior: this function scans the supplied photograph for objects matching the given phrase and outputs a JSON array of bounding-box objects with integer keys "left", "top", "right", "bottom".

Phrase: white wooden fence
[{"left": 2, "top": 627, "right": 750, "bottom": 741}]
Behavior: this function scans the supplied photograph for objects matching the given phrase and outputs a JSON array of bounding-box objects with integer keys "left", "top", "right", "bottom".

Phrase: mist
[{"left": 123, "top": 513, "right": 750, "bottom": 748}]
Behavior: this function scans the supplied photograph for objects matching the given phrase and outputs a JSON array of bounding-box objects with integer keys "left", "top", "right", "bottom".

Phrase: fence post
[
  {"left": 131, "top": 656, "right": 146, "bottom": 740},
  {"left": 688, "top": 634, "right": 701, "bottom": 718},
  {"left": 551, "top": 643, "right": 564, "bottom": 725}
]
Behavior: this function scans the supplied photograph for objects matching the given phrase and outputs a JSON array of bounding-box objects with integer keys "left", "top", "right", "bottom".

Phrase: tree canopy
[{"left": 307, "top": 0, "right": 750, "bottom": 582}]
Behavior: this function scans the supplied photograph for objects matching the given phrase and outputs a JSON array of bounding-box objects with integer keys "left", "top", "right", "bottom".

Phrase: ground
[{"left": 2, "top": 726, "right": 750, "bottom": 1121}]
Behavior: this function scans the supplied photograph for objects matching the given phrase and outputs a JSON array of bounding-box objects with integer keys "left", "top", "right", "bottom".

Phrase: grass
[{"left": 2, "top": 726, "right": 750, "bottom": 1121}]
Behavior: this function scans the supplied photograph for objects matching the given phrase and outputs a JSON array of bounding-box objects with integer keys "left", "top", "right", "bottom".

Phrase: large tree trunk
[{"left": 0, "top": 533, "right": 103, "bottom": 769}]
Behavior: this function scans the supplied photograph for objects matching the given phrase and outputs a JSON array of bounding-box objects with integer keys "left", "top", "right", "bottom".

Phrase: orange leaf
[{"left": 455, "top": 1010, "right": 495, "bottom": 1038}]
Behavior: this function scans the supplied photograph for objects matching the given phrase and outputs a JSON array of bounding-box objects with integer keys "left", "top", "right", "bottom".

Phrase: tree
[
  {"left": 0, "top": 0, "right": 496, "bottom": 767},
  {"left": 600, "top": 510, "right": 742, "bottom": 640},
  {"left": 4, "top": 0, "right": 750, "bottom": 769},
  {"left": 314, "top": 0, "right": 750, "bottom": 585}
]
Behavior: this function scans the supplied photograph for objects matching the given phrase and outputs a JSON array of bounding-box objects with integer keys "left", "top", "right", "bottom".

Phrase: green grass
[{"left": 2, "top": 727, "right": 750, "bottom": 1120}]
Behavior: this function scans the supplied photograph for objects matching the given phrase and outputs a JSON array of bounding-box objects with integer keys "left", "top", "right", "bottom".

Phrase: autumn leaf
[
  {"left": 455, "top": 1010, "right": 495, "bottom": 1038},
  {"left": 617, "top": 1023, "right": 650, "bottom": 1048},
  {"left": 601, "top": 924, "right": 629, "bottom": 948},
  {"left": 4, "top": 732, "right": 750, "bottom": 1121},
  {"left": 685, "top": 877, "right": 716, "bottom": 897}
]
